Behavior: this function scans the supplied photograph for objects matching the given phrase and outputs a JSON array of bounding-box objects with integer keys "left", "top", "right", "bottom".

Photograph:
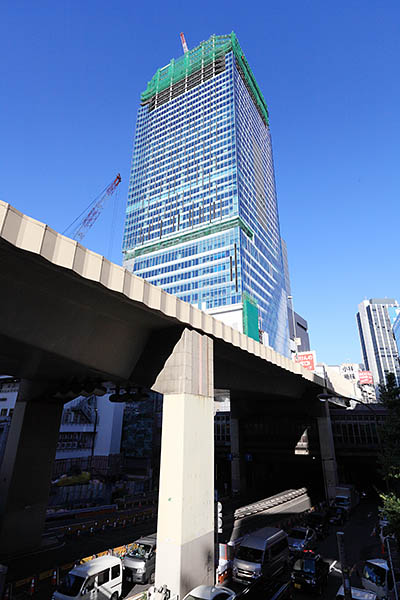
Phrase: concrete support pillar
[
  {"left": 317, "top": 400, "right": 338, "bottom": 503},
  {"left": 153, "top": 329, "right": 214, "bottom": 599},
  {"left": 0, "top": 381, "right": 63, "bottom": 556}
]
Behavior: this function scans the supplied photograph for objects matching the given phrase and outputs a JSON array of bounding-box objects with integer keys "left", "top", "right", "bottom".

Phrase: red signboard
[
  {"left": 295, "top": 351, "right": 316, "bottom": 371},
  {"left": 359, "top": 370, "right": 373, "bottom": 385}
]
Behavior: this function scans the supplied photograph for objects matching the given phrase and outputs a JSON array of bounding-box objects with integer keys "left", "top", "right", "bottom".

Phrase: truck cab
[{"left": 362, "top": 559, "right": 394, "bottom": 599}]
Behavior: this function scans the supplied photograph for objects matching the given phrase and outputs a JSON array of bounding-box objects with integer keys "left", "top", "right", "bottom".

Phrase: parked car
[
  {"left": 291, "top": 550, "right": 329, "bottom": 595},
  {"left": 287, "top": 526, "right": 317, "bottom": 554},
  {"left": 183, "top": 585, "right": 236, "bottom": 600},
  {"left": 184, "top": 577, "right": 292, "bottom": 600}
]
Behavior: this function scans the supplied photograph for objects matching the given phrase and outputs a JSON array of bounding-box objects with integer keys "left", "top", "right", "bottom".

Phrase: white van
[
  {"left": 53, "top": 556, "right": 122, "bottom": 600},
  {"left": 232, "top": 527, "right": 289, "bottom": 584}
]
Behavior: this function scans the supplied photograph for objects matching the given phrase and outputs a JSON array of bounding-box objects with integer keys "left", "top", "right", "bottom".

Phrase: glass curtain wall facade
[
  {"left": 123, "top": 33, "right": 290, "bottom": 355},
  {"left": 356, "top": 298, "right": 400, "bottom": 391}
]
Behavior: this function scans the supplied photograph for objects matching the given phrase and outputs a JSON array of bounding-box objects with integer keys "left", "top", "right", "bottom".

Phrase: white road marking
[{"left": 329, "top": 560, "right": 342, "bottom": 574}]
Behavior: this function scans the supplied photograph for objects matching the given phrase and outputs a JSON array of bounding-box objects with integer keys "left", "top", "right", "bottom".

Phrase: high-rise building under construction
[{"left": 123, "top": 33, "right": 290, "bottom": 355}]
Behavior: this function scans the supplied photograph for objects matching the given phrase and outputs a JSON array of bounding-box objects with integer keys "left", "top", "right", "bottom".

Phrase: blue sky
[{"left": 1, "top": 0, "right": 399, "bottom": 365}]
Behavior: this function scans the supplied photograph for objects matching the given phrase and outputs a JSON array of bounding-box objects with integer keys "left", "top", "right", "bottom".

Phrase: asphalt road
[
  {"left": 293, "top": 500, "right": 382, "bottom": 599},
  {"left": 6, "top": 498, "right": 382, "bottom": 600}
]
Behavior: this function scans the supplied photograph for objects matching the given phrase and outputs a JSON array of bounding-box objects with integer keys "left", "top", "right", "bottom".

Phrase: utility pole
[
  {"left": 386, "top": 537, "right": 399, "bottom": 600},
  {"left": 337, "top": 531, "right": 352, "bottom": 600}
]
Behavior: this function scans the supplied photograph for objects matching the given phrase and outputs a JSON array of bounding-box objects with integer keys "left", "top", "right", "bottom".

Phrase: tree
[
  {"left": 378, "top": 373, "right": 400, "bottom": 545},
  {"left": 378, "top": 373, "right": 400, "bottom": 486},
  {"left": 379, "top": 493, "right": 400, "bottom": 542}
]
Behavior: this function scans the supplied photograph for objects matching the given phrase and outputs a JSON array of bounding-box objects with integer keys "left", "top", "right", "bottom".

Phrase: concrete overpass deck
[{"left": 0, "top": 200, "right": 353, "bottom": 596}]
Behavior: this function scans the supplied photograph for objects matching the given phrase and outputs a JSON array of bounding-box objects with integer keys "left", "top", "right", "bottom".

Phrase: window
[
  {"left": 111, "top": 565, "right": 120, "bottom": 580},
  {"left": 0, "top": 409, "right": 7, "bottom": 416},
  {"left": 97, "top": 569, "right": 110, "bottom": 585},
  {"left": 85, "top": 577, "right": 96, "bottom": 592}
]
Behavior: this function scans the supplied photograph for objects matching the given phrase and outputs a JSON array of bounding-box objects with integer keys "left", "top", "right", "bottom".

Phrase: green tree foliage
[
  {"left": 378, "top": 373, "right": 400, "bottom": 485},
  {"left": 379, "top": 373, "right": 400, "bottom": 544},
  {"left": 379, "top": 493, "right": 400, "bottom": 541}
]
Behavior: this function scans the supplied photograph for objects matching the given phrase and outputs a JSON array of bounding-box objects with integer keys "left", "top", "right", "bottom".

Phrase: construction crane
[
  {"left": 63, "top": 173, "right": 121, "bottom": 243},
  {"left": 180, "top": 32, "right": 189, "bottom": 54}
]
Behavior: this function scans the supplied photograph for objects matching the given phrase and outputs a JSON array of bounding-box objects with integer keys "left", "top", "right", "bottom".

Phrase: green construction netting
[
  {"left": 141, "top": 32, "right": 269, "bottom": 125},
  {"left": 243, "top": 292, "right": 259, "bottom": 342}
]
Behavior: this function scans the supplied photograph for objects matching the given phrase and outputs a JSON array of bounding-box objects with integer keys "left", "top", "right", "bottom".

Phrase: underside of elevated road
[{"left": 0, "top": 201, "right": 354, "bottom": 597}]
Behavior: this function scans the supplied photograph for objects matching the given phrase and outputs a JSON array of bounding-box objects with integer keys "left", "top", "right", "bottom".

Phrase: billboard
[
  {"left": 295, "top": 351, "right": 316, "bottom": 371},
  {"left": 359, "top": 370, "right": 374, "bottom": 385}
]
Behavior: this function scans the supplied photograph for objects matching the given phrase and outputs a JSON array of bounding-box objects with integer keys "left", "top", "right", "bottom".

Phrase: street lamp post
[{"left": 287, "top": 295, "right": 298, "bottom": 358}]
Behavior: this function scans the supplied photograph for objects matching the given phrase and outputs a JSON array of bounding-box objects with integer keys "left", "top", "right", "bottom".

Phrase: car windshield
[
  {"left": 289, "top": 529, "right": 307, "bottom": 540},
  {"left": 363, "top": 562, "right": 387, "bottom": 586},
  {"left": 293, "top": 558, "right": 316, "bottom": 573},
  {"left": 128, "top": 543, "right": 152, "bottom": 559},
  {"left": 57, "top": 574, "right": 85, "bottom": 597},
  {"left": 236, "top": 545, "right": 263, "bottom": 564}
]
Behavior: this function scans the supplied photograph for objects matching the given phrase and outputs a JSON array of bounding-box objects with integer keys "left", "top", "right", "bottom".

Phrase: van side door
[
  {"left": 82, "top": 576, "right": 97, "bottom": 600},
  {"left": 96, "top": 569, "right": 111, "bottom": 600}
]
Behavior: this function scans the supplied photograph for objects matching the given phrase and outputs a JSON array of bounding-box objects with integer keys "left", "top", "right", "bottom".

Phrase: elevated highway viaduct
[{"left": 0, "top": 200, "right": 353, "bottom": 597}]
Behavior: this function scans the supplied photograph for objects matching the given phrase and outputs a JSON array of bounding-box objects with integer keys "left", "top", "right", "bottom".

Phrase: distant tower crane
[
  {"left": 180, "top": 32, "right": 189, "bottom": 54},
  {"left": 63, "top": 173, "right": 121, "bottom": 242}
]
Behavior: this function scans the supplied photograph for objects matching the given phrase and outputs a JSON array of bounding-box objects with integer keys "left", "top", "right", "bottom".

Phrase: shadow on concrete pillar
[
  {"left": 230, "top": 417, "right": 243, "bottom": 495},
  {"left": 229, "top": 398, "right": 246, "bottom": 496},
  {"left": 317, "top": 399, "right": 338, "bottom": 503},
  {"left": 0, "top": 381, "right": 63, "bottom": 557},
  {"left": 152, "top": 328, "right": 214, "bottom": 599}
]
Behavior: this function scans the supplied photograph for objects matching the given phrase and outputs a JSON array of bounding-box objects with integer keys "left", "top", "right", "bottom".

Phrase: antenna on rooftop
[{"left": 180, "top": 32, "right": 189, "bottom": 54}]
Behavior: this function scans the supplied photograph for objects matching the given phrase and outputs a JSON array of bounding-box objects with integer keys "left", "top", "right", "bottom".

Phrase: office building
[
  {"left": 0, "top": 380, "right": 124, "bottom": 478},
  {"left": 281, "top": 238, "right": 310, "bottom": 355},
  {"left": 123, "top": 33, "right": 290, "bottom": 355},
  {"left": 356, "top": 298, "right": 400, "bottom": 391},
  {"left": 393, "top": 312, "right": 400, "bottom": 357}
]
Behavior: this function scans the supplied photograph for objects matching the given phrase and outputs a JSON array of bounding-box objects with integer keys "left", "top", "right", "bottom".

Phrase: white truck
[{"left": 334, "top": 485, "right": 359, "bottom": 514}]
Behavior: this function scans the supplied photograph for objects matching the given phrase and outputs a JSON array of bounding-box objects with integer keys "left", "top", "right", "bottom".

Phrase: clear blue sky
[{"left": 1, "top": 0, "right": 400, "bottom": 365}]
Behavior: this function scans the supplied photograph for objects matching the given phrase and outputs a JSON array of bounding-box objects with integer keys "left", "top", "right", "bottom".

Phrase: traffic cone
[
  {"left": 3, "top": 583, "right": 11, "bottom": 600},
  {"left": 29, "top": 577, "right": 36, "bottom": 596},
  {"left": 51, "top": 569, "right": 58, "bottom": 587}
]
